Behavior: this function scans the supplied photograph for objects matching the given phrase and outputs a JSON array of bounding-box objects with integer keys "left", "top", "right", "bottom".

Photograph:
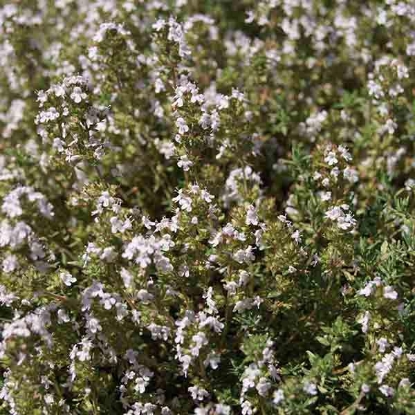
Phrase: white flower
[
  {"left": 375, "top": 353, "right": 395, "bottom": 383},
  {"left": 376, "top": 337, "right": 389, "bottom": 353},
  {"left": 190, "top": 332, "right": 208, "bottom": 356},
  {"left": 152, "top": 19, "right": 166, "bottom": 31},
  {"left": 383, "top": 285, "right": 398, "bottom": 300},
  {"left": 154, "top": 78, "right": 165, "bottom": 93},
  {"left": 233, "top": 299, "right": 254, "bottom": 313},
  {"left": 405, "top": 178, "right": 415, "bottom": 191},
  {"left": 110, "top": 216, "right": 132, "bottom": 234},
  {"left": 392, "top": 346, "right": 402, "bottom": 358},
  {"left": 53, "top": 137, "right": 65, "bottom": 152},
  {"left": 399, "top": 378, "right": 411, "bottom": 388},
  {"left": 2, "top": 255, "right": 19, "bottom": 273},
  {"left": 241, "top": 400, "right": 254, "bottom": 415},
  {"left": 382, "top": 119, "right": 397, "bottom": 135},
  {"left": 200, "top": 189, "right": 214, "bottom": 203},
  {"left": 52, "top": 84, "right": 66, "bottom": 97},
  {"left": 256, "top": 377, "right": 271, "bottom": 396},
  {"left": 291, "top": 230, "right": 301, "bottom": 244},
  {"left": 358, "top": 311, "right": 370, "bottom": 333},
  {"left": 173, "top": 190, "right": 192, "bottom": 212},
  {"left": 157, "top": 140, "right": 175, "bottom": 159},
  {"left": 338, "top": 145, "right": 352, "bottom": 161},
  {"left": 100, "top": 294, "right": 116, "bottom": 310},
  {"left": 0, "top": 285, "right": 17, "bottom": 306},
  {"left": 319, "top": 191, "right": 332, "bottom": 201},
  {"left": 214, "top": 404, "right": 231, "bottom": 415},
  {"left": 57, "top": 309, "right": 70, "bottom": 323},
  {"left": 322, "top": 177, "right": 330, "bottom": 187},
  {"left": 70, "top": 87, "right": 87, "bottom": 103},
  {"left": 324, "top": 151, "right": 338, "bottom": 166},
  {"left": 137, "top": 289, "right": 154, "bottom": 303},
  {"left": 303, "top": 382, "right": 318, "bottom": 395},
  {"left": 238, "top": 270, "right": 250, "bottom": 286},
  {"left": 148, "top": 323, "right": 170, "bottom": 341},
  {"left": 368, "top": 80, "right": 383, "bottom": 99},
  {"left": 273, "top": 389, "right": 284, "bottom": 405},
  {"left": 142, "top": 216, "right": 155, "bottom": 229},
  {"left": 93, "top": 191, "right": 116, "bottom": 216},
  {"left": 120, "top": 268, "right": 133, "bottom": 288},
  {"left": 36, "top": 107, "right": 60, "bottom": 123},
  {"left": 177, "top": 155, "right": 193, "bottom": 171},
  {"left": 379, "top": 385, "right": 394, "bottom": 397},
  {"left": 343, "top": 167, "right": 359, "bottom": 183},
  {"left": 86, "top": 316, "right": 102, "bottom": 334},
  {"left": 188, "top": 385, "right": 209, "bottom": 401},
  {"left": 325, "top": 205, "right": 356, "bottom": 231},
  {"left": 44, "top": 394, "right": 54, "bottom": 405},
  {"left": 336, "top": 215, "right": 356, "bottom": 231},
  {"left": 357, "top": 281, "right": 374, "bottom": 297},
  {"left": 325, "top": 206, "right": 342, "bottom": 220},
  {"left": 233, "top": 246, "right": 255, "bottom": 264},
  {"left": 60, "top": 271, "right": 76, "bottom": 286},
  {"left": 176, "top": 117, "right": 189, "bottom": 135},
  {"left": 246, "top": 205, "right": 258, "bottom": 226}
]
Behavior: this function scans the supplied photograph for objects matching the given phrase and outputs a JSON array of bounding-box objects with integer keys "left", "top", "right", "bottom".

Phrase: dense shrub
[{"left": 1, "top": 1, "right": 415, "bottom": 414}]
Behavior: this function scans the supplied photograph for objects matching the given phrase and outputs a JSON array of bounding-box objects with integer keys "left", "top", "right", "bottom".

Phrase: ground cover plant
[{"left": 0, "top": 0, "right": 415, "bottom": 414}]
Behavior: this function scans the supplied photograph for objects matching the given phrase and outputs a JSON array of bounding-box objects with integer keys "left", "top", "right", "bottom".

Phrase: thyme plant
[{"left": 0, "top": 1, "right": 415, "bottom": 414}]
